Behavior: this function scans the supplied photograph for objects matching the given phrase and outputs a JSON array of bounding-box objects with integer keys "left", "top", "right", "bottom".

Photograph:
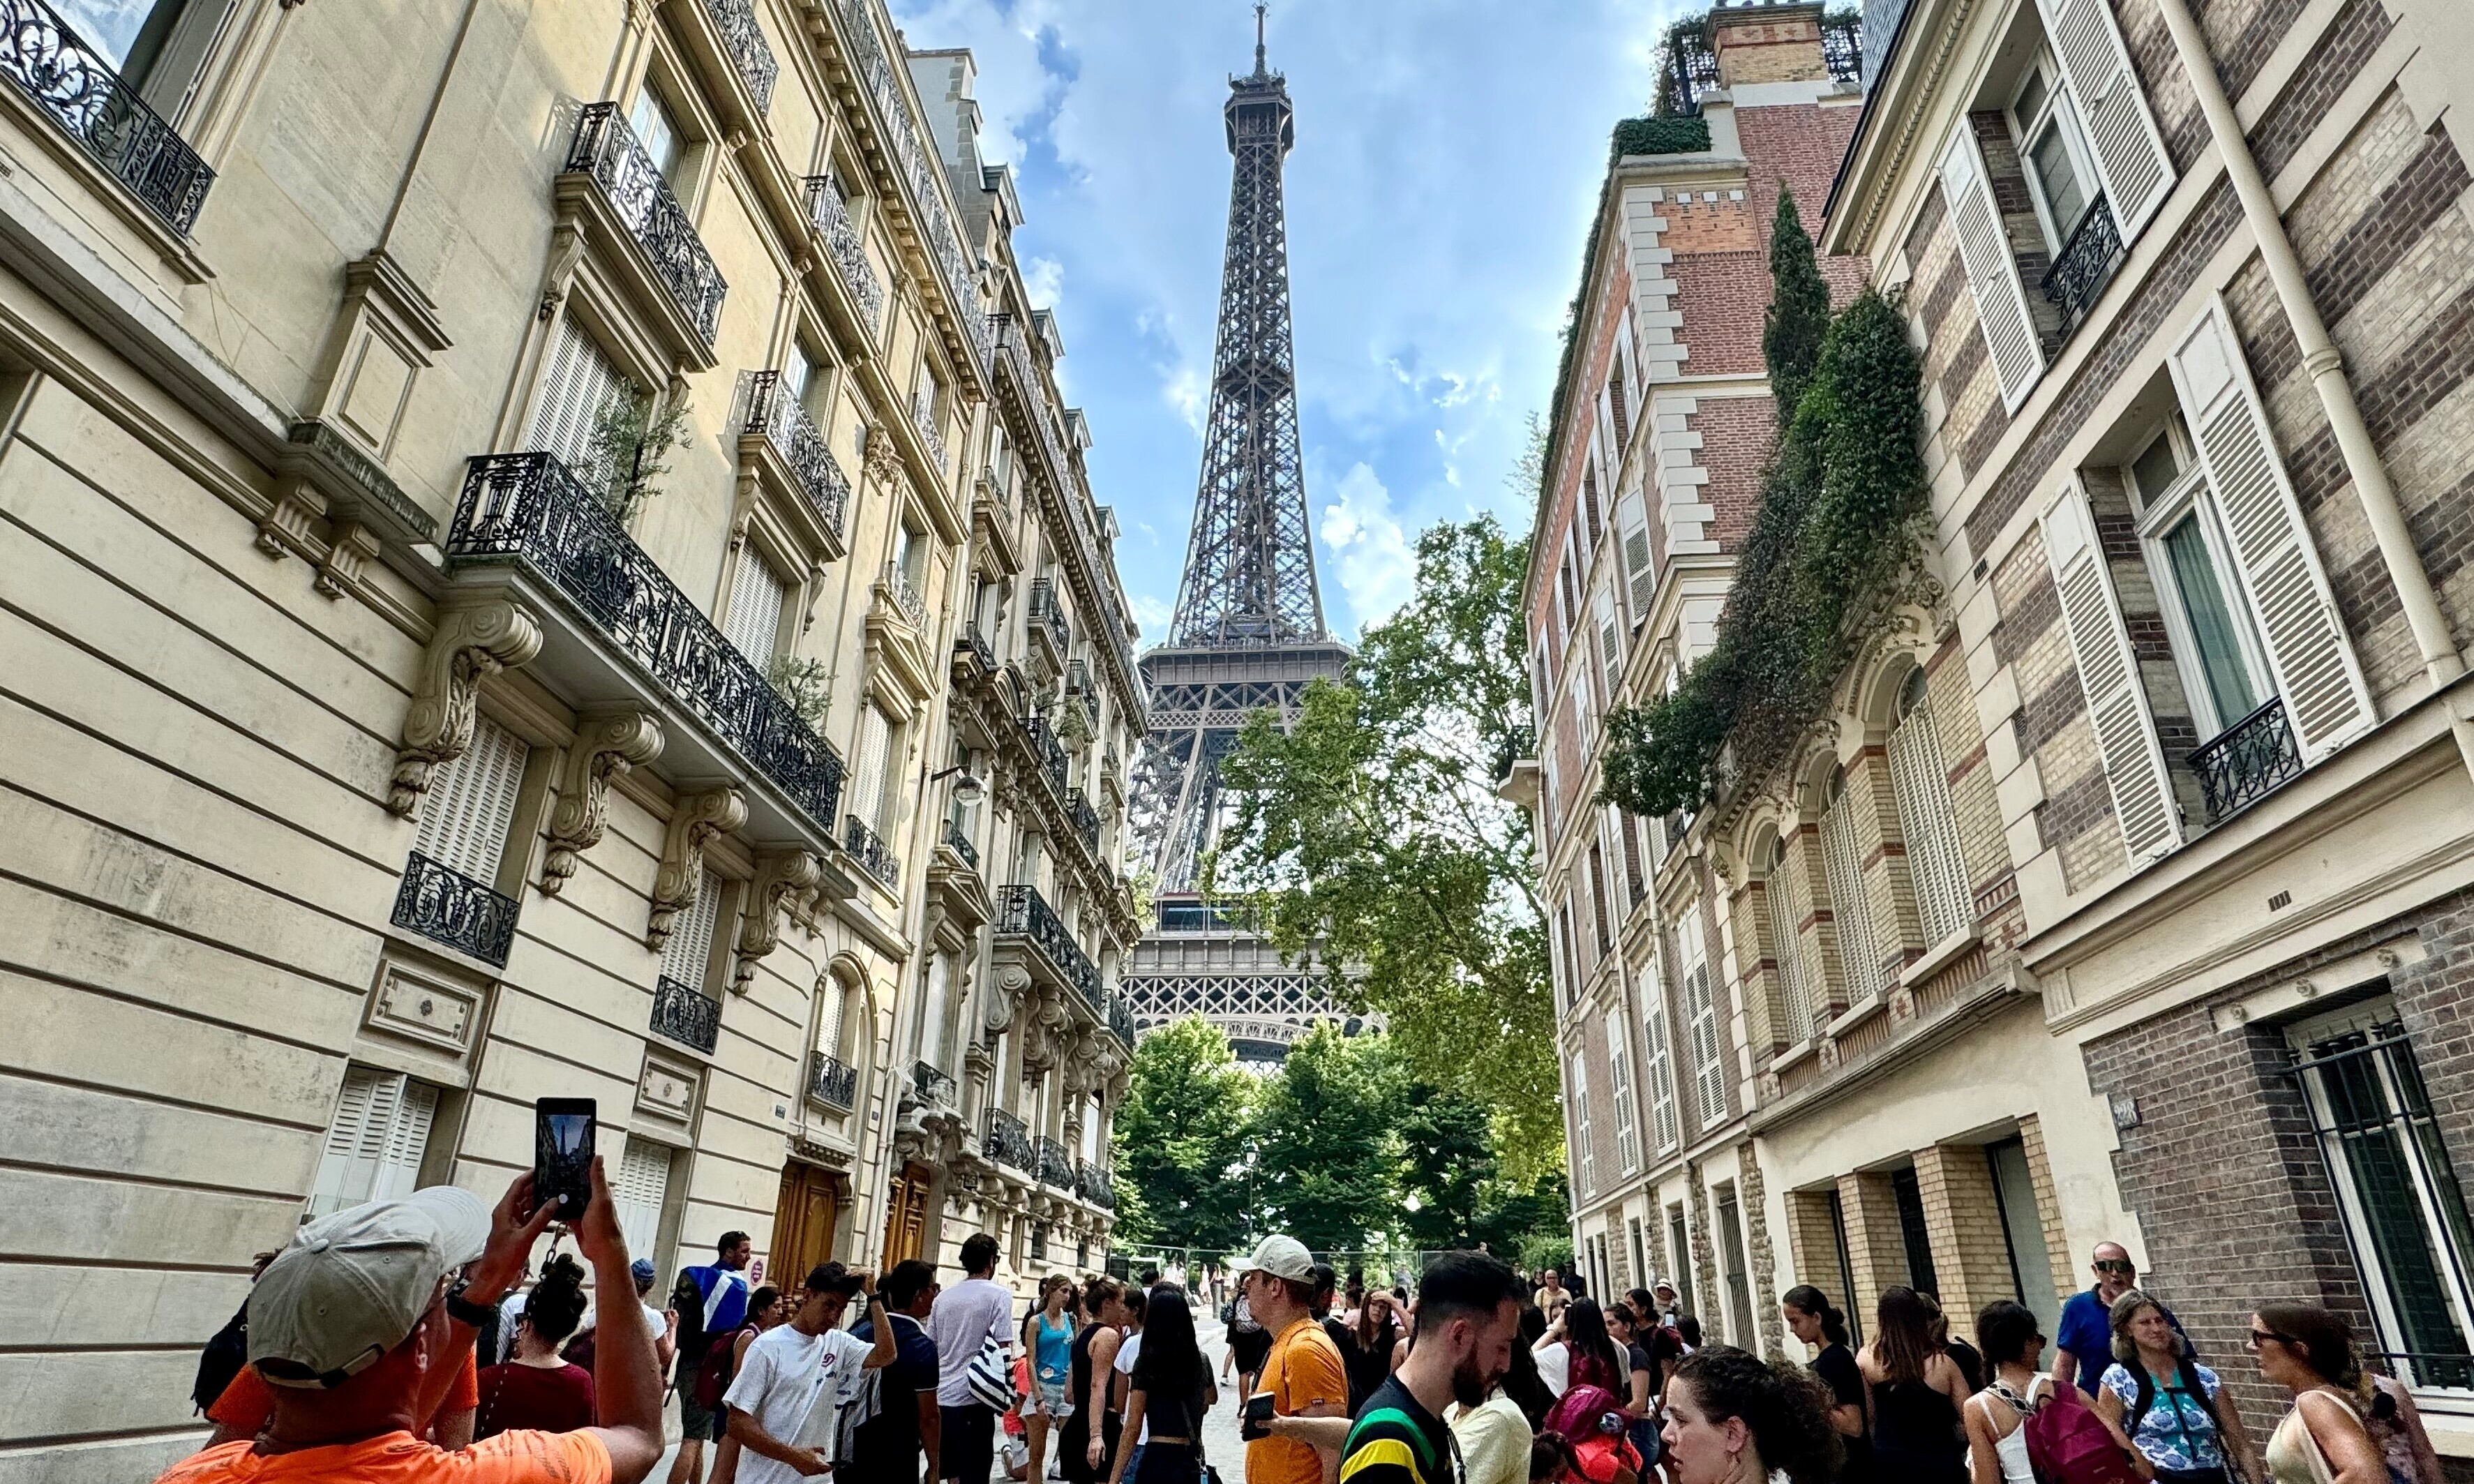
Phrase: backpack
[
  {"left": 695, "top": 1323, "right": 756, "bottom": 1408},
  {"left": 2022, "top": 1384, "right": 2143, "bottom": 1484},
  {"left": 191, "top": 1299, "right": 251, "bottom": 1414}
]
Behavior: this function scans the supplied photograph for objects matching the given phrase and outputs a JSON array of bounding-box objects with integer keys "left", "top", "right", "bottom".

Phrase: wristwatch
[{"left": 445, "top": 1278, "right": 500, "bottom": 1328}]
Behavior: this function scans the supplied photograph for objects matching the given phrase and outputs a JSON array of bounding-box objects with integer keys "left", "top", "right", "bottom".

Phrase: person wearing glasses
[
  {"left": 2055, "top": 1244, "right": 2187, "bottom": 1396},
  {"left": 2247, "top": 1305, "right": 2387, "bottom": 1484}
]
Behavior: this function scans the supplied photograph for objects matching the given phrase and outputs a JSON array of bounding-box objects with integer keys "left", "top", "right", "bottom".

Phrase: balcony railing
[
  {"left": 1037, "top": 1136, "right": 1075, "bottom": 1189},
  {"left": 1108, "top": 996, "right": 1135, "bottom": 1048},
  {"left": 912, "top": 1060, "right": 958, "bottom": 1107},
  {"left": 744, "top": 370, "right": 849, "bottom": 541},
  {"left": 705, "top": 0, "right": 778, "bottom": 112},
  {"left": 2041, "top": 194, "right": 2122, "bottom": 338},
  {"left": 1021, "top": 714, "right": 1069, "bottom": 797},
  {"left": 1076, "top": 1160, "right": 1116, "bottom": 1210},
  {"left": 565, "top": 103, "right": 726, "bottom": 345},
  {"left": 957, "top": 624, "right": 996, "bottom": 675},
  {"left": 994, "top": 883, "right": 1102, "bottom": 1009},
  {"left": 911, "top": 398, "right": 947, "bottom": 471},
  {"left": 802, "top": 174, "right": 884, "bottom": 334},
  {"left": 844, "top": 814, "right": 899, "bottom": 890},
  {"left": 1028, "top": 576, "right": 1071, "bottom": 655},
  {"left": 1065, "top": 787, "right": 1102, "bottom": 857},
  {"left": 942, "top": 816, "right": 980, "bottom": 870},
  {"left": 652, "top": 975, "right": 721, "bottom": 1054},
  {"left": 448, "top": 452, "right": 844, "bottom": 836},
  {"left": 983, "top": 1107, "right": 1035, "bottom": 1169},
  {"left": 2191, "top": 695, "right": 2304, "bottom": 823},
  {"left": 883, "top": 560, "right": 927, "bottom": 630},
  {"left": 393, "top": 851, "right": 518, "bottom": 967},
  {"left": 810, "top": 1053, "right": 858, "bottom": 1109},
  {"left": 1, "top": 0, "right": 213, "bottom": 232}
]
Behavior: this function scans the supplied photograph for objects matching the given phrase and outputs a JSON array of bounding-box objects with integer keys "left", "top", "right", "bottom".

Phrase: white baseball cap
[
  {"left": 249, "top": 1187, "right": 491, "bottom": 1386},
  {"left": 1238, "top": 1234, "right": 1314, "bottom": 1282}
]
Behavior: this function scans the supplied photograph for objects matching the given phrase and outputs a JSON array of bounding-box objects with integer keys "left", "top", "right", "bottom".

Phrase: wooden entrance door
[
  {"left": 772, "top": 1162, "right": 840, "bottom": 1288},
  {"left": 880, "top": 1163, "right": 931, "bottom": 1267}
]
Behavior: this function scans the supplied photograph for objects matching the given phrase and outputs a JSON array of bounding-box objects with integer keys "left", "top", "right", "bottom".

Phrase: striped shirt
[{"left": 1342, "top": 1376, "right": 1460, "bottom": 1484}]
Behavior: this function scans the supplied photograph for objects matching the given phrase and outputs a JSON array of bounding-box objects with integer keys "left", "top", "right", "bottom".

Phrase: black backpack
[{"left": 192, "top": 1299, "right": 250, "bottom": 1414}]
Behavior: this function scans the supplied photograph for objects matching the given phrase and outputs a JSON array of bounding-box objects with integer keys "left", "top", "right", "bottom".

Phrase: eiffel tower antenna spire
[{"left": 1254, "top": 2, "right": 1267, "bottom": 76}]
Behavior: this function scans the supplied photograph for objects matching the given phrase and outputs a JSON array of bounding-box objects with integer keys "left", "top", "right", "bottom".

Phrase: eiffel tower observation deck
[{"left": 1125, "top": 10, "right": 1365, "bottom": 1062}]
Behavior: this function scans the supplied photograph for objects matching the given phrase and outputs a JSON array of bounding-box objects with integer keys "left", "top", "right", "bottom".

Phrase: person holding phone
[
  {"left": 722, "top": 1263, "right": 899, "bottom": 1481},
  {"left": 1238, "top": 1235, "right": 1349, "bottom": 1484},
  {"left": 152, "top": 1158, "right": 668, "bottom": 1484}
]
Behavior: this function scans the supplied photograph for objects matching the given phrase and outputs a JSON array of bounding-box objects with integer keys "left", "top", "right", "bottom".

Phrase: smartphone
[
  {"left": 534, "top": 1097, "right": 597, "bottom": 1221},
  {"left": 1240, "top": 1391, "right": 1275, "bottom": 1441}
]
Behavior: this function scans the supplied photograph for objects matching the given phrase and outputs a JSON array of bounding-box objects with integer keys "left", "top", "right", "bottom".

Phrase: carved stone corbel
[
  {"left": 541, "top": 711, "right": 666, "bottom": 894},
  {"left": 390, "top": 600, "right": 543, "bottom": 817},
  {"left": 984, "top": 966, "right": 1030, "bottom": 1033},
  {"left": 315, "top": 518, "right": 380, "bottom": 600},
  {"left": 537, "top": 222, "right": 588, "bottom": 322},
  {"left": 647, "top": 786, "right": 748, "bottom": 950},
  {"left": 863, "top": 419, "right": 904, "bottom": 488},
  {"left": 732, "top": 849, "right": 822, "bottom": 992}
]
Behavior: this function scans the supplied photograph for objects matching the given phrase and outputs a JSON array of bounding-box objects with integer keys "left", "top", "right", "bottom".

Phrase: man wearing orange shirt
[{"left": 1238, "top": 1234, "right": 1349, "bottom": 1484}]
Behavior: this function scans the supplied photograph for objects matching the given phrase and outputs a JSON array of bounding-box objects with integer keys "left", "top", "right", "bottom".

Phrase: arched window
[
  {"left": 1888, "top": 667, "right": 1974, "bottom": 945},
  {"left": 1819, "top": 764, "right": 1884, "bottom": 1000},
  {"left": 1764, "top": 834, "right": 1820, "bottom": 1043}
]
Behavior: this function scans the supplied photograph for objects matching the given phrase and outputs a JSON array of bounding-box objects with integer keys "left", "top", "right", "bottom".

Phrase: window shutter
[
  {"left": 1765, "top": 855, "right": 1817, "bottom": 1042},
  {"left": 2041, "top": 481, "right": 2183, "bottom": 862},
  {"left": 1589, "top": 844, "right": 1614, "bottom": 955},
  {"left": 1620, "top": 810, "right": 1646, "bottom": 901},
  {"left": 1682, "top": 913, "right": 1725, "bottom": 1127},
  {"left": 723, "top": 551, "right": 787, "bottom": 664},
  {"left": 615, "top": 1139, "right": 673, "bottom": 1259},
  {"left": 660, "top": 864, "right": 725, "bottom": 989},
  {"left": 1582, "top": 463, "right": 1605, "bottom": 555},
  {"left": 2168, "top": 299, "right": 2372, "bottom": 758},
  {"left": 1599, "top": 611, "right": 1624, "bottom": 700},
  {"left": 530, "top": 318, "right": 634, "bottom": 481},
  {"left": 2031, "top": 0, "right": 2175, "bottom": 239},
  {"left": 309, "top": 1069, "right": 435, "bottom": 1218},
  {"left": 1619, "top": 493, "right": 1655, "bottom": 621},
  {"left": 1889, "top": 691, "right": 1974, "bottom": 943},
  {"left": 308, "top": 1066, "right": 383, "bottom": 1218},
  {"left": 849, "top": 703, "right": 892, "bottom": 832},
  {"left": 372, "top": 1081, "right": 437, "bottom": 1204},
  {"left": 1571, "top": 1057, "right": 1594, "bottom": 1194},
  {"left": 818, "top": 977, "right": 848, "bottom": 1060},
  {"left": 1820, "top": 789, "right": 1883, "bottom": 998},
  {"left": 1604, "top": 1008, "right": 1638, "bottom": 1173},
  {"left": 1641, "top": 959, "right": 1679, "bottom": 1153},
  {"left": 1940, "top": 123, "right": 2046, "bottom": 410},
  {"left": 412, "top": 715, "right": 527, "bottom": 884}
]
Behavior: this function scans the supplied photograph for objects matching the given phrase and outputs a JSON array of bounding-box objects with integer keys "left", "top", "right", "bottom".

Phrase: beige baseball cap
[
  {"left": 1238, "top": 1234, "right": 1314, "bottom": 1282},
  {"left": 249, "top": 1187, "right": 491, "bottom": 1387}
]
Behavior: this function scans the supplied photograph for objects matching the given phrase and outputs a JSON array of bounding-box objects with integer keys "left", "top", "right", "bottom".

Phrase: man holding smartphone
[
  {"left": 1238, "top": 1235, "right": 1349, "bottom": 1484},
  {"left": 724, "top": 1263, "right": 899, "bottom": 1481},
  {"left": 152, "top": 1160, "right": 667, "bottom": 1484}
]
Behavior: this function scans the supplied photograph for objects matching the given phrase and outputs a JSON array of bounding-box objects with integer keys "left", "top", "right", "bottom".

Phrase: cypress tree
[{"left": 1762, "top": 188, "right": 1831, "bottom": 429}]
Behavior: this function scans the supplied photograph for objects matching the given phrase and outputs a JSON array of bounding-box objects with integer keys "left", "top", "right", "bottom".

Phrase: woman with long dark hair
[
  {"left": 1105, "top": 1284, "right": 1216, "bottom": 1484},
  {"left": 1064, "top": 1277, "right": 1128, "bottom": 1483},
  {"left": 1661, "top": 1346, "right": 1845, "bottom": 1484},
  {"left": 1857, "top": 1286, "right": 1969, "bottom": 1484},
  {"left": 1538, "top": 1296, "right": 1629, "bottom": 1397},
  {"left": 1784, "top": 1283, "right": 1868, "bottom": 1481},
  {"left": 477, "top": 1254, "right": 594, "bottom": 1437}
]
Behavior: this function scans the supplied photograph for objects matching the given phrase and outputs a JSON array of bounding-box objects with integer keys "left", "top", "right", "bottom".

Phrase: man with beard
[{"left": 1338, "top": 1252, "right": 1524, "bottom": 1484}]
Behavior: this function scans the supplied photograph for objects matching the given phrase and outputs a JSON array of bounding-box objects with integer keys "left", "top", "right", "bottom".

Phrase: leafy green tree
[
  {"left": 1249, "top": 1024, "right": 1405, "bottom": 1252},
  {"left": 1762, "top": 188, "right": 1830, "bottom": 424},
  {"left": 1397, "top": 1086, "right": 1499, "bottom": 1251},
  {"left": 1110, "top": 1017, "right": 1255, "bottom": 1252},
  {"left": 1210, "top": 514, "right": 1561, "bottom": 1182}
]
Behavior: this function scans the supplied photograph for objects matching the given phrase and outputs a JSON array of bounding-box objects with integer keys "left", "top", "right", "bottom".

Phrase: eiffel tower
[{"left": 1123, "top": 8, "right": 1364, "bottom": 1063}]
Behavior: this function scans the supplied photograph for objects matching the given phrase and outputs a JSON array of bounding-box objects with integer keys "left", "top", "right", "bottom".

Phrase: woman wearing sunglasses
[{"left": 2249, "top": 1305, "right": 2385, "bottom": 1484}]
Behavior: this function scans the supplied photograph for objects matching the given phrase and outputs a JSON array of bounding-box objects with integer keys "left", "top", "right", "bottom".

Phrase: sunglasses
[
  {"left": 2093, "top": 1260, "right": 2135, "bottom": 1274},
  {"left": 2247, "top": 1328, "right": 2293, "bottom": 1348}
]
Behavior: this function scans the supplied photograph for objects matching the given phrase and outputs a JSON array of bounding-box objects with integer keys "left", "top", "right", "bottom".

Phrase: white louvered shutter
[
  {"left": 1582, "top": 462, "right": 1605, "bottom": 559},
  {"left": 849, "top": 703, "right": 892, "bottom": 833},
  {"left": 818, "top": 979, "right": 848, "bottom": 1061},
  {"left": 1570, "top": 1056, "right": 1594, "bottom": 1194},
  {"left": 2168, "top": 299, "right": 2371, "bottom": 758},
  {"left": 1940, "top": 122, "right": 2046, "bottom": 410},
  {"left": 1641, "top": 957, "right": 1679, "bottom": 1154},
  {"left": 1619, "top": 491, "right": 1655, "bottom": 621},
  {"left": 1889, "top": 690, "right": 1974, "bottom": 944},
  {"left": 723, "top": 552, "right": 787, "bottom": 665},
  {"left": 308, "top": 1068, "right": 437, "bottom": 1219},
  {"left": 1766, "top": 853, "right": 1816, "bottom": 1042},
  {"left": 2041, "top": 482, "right": 2183, "bottom": 862},
  {"left": 1604, "top": 1007, "right": 1638, "bottom": 1174},
  {"left": 1681, "top": 913, "right": 1725, "bottom": 1127},
  {"left": 412, "top": 715, "right": 528, "bottom": 883},
  {"left": 614, "top": 1139, "right": 673, "bottom": 1259},
  {"left": 660, "top": 864, "right": 724, "bottom": 989},
  {"left": 1598, "top": 599, "right": 1624, "bottom": 700},
  {"left": 1820, "top": 787, "right": 1883, "bottom": 999},
  {"left": 308, "top": 1066, "right": 384, "bottom": 1218},
  {"left": 530, "top": 318, "right": 635, "bottom": 481},
  {"left": 372, "top": 1080, "right": 437, "bottom": 1204},
  {"left": 2031, "top": 0, "right": 2174, "bottom": 240}
]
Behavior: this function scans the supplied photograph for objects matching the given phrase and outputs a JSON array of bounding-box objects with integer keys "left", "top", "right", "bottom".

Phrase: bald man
[{"left": 2053, "top": 1241, "right": 2187, "bottom": 1393}]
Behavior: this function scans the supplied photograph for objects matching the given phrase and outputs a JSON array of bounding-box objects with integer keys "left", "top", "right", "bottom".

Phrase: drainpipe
[{"left": 2148, "top": 0, "right": 2468, "bottom": 737}]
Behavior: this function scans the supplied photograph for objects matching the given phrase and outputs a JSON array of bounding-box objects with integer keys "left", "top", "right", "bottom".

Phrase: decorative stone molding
[
  {"left": 389, "top": 601, "right": 543, "bottom": 817},
  {"left": 985, "top": 965, "right": 1030, "bottom": 1033},
  {"left": 732, "top": 849, "right": 823, "bottom": 992},
  {"left": 862, "top": 419, "right": 904, "bottom": 488},
  {"left": 541, "top": 710, "right": 666, "bottom": 894},
  {"left": 647, "top": 786, "right": 748, "bottom": 950}
]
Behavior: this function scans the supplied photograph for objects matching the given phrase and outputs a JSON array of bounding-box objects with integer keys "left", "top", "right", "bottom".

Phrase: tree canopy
[{"left": 1109, "top": 1016, "right": 1255, "bottom": 1253}]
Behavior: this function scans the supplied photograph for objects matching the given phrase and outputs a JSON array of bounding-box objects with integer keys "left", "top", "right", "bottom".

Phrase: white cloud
[
  {"left": 1320, "top": 462, "right": 1416, "bottom": 629},
  {"left": 1024, "top": 255, "right": 1065, "bottom": 308},
  {"left": 1126, "top": 590, "right": 1175, "bottom": 640}
]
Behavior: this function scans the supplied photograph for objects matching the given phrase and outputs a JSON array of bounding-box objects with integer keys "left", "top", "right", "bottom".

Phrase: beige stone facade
[
  {"left": 1530, "top": 0, "right": 2474, "bottom": 1464},
  {"left": 0, "top": 1, "right": 1139, "bottom": 1476}
]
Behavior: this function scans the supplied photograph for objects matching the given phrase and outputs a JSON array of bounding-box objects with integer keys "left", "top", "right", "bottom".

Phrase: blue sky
[{"left": 890, "top": 0, "right": 1682, "bottom": 642}]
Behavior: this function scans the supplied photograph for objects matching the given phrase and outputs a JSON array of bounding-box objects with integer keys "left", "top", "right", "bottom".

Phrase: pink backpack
[{"left": 2021, "top": 1385, "right": 2143, "bottom": 1484}]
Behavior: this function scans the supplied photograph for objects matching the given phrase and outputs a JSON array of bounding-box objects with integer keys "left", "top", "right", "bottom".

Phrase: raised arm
[{"left": 568, "top": 1159, "right": 667, "bottom": 1483}]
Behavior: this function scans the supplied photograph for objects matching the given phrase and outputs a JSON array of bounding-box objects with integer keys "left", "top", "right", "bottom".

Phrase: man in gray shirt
[{"left": 927, "top": 1232, "right": 1015, "bottom": 1484}]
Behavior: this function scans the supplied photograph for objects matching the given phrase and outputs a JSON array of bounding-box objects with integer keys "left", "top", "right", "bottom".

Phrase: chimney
[{"left": 1709, "top": 1, "right": 1833, "bottom": 88}]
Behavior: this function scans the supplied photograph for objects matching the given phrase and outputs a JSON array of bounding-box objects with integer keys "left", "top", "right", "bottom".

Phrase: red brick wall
[{"left": 1688, "top": 397, "right": 1777, "bottom": 546}]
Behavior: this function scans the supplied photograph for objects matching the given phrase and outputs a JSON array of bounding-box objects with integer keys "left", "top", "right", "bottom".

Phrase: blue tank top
[{"left": 1035, "top": 1311, "right": 1074, "bottom": 1382}]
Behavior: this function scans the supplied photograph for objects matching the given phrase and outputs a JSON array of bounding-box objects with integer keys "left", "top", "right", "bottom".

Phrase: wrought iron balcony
[
  {"left": 1076, "top": 1160, "right": 1116, "bottom": 1210},
  {"left": 1107, "top": 995, "right": 1136, "bottom": 1048},
  {"left": 1065, "top": 787, "right": 1102, "bottom": 857},
  {"left": 956, "top": 624, "right": 996, "bottom": 676},
  {"left": 994, "top": 883, "right": 1102, "bottom": 1010},
  {"left": 0, "top": 0, "right": 213, "bottom": 232},
  {"left": 2191, "top": 695, "right": 2304, "bottom": 823},
  {"left": 448, "top": 452, "right": 844, "bottom": 837},
  {"left": 802, "top": 174, "right": 884, "bottom": 334},
  {"left": 882, "top": 560, "right": 927, "bottom": 631},
  {"left": 1037, "top": 1136, "right": 1075, "bottom": 1189},
  {"left": 1028, "top": 576, "right": 1072, "bottom": 656},
  {"left": 810, "top": 1052, "right": 858, "bottom": 1109},
  {"left": 705, "top": 0, "right": 778, "bottom": 112},
  {"left": 990, "top": 313, "right": 1072, "bottom": 481},
  {"left": 393, "top": 851, "right": 518, "bottom": 967},
  {"left": 2041, "top": 194, "right": 2122, "bottom": 338},
  {"left": 912, "top": 397, "right": 947, "bottom": 471},
  {"left": 844, "top": 814, "right": 899, "bottom": 890},
  {"left": 942, "top": 816, "right": 980, "bottom": 870},
  {"left": 652, "top": 975, "right": 721, "bottom": 1054},
  {"left": 983, "top": 1107, "right": 1035, "bottom": 1169},
  {"left": 744, "top": 370, "right": 849, "bottom": 541},
  {"left": 565, "top": 103, "right": 726, "bottom": 345},
  {"left": 912, "top": 1060, "right": 958, "bottom": 1107},
  {"left": 1020, "top": 714, "right": 1069, "bottom": 797}
]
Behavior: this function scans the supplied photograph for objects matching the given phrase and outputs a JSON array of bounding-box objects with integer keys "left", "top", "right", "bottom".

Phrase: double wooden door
[
  {"left": 880, "top": 1162, "right": 931, "bottom": 1268},
  {"left": 771, "top": 1162, "right": 841, "bottom": 1289}
]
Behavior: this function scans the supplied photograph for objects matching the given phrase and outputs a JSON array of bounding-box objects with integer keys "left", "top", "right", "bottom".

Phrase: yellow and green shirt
[{"left": 1342, "top": 1376, "right": 1460, "bottom": 1484}]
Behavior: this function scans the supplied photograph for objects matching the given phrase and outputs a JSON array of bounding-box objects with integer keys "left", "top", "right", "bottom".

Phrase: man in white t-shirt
[{"left": 724, "top": 1263, "right": 897, "bottom": 1483}]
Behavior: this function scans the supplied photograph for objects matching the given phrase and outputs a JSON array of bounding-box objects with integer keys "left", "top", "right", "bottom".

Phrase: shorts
[
  {"left": 1028, "top": 1377, "right": 1072, "bottom": 1418},
  {"left": 678, "top": 1388, "right": 727, "bottom": 1442}
]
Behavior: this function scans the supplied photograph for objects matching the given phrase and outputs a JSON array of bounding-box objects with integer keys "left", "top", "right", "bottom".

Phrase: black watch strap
[{"left": 445, "top": 1283, "right": 498, "bottom": 1328}]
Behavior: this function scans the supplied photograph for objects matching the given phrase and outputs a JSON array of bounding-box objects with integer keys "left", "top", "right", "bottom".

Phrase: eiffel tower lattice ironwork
[{"left": 1125, "top": 9, "right": 1371, "bottom": 1062}]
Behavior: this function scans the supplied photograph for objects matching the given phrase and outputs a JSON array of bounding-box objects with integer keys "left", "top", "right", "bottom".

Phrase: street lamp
[{"left": 930, "top": 763, "right": 986, "bottom": 806}]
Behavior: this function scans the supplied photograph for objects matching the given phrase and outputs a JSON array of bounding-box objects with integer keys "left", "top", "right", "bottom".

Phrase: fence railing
[
  {"left": 652, "top": 975, "right": 721, "bottom": 1053},
  {"left": 564, "top": 103, "right": 726, "bottom": 344},
  {"left": 0, "top": 0, "right": 213, "bottom": 232},
  {"left": 2191, "top": 695, "right": 2303, "bottom": 823},
  {"left": 393, "top": 851, "right": 518, "bottom": 967},
  {"left": 743, "top": 370, "right": 850, "bottom": 540}
]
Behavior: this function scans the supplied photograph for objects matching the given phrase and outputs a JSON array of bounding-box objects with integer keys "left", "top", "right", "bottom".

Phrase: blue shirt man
[
  {"left": 850, "top": 1259, "right": 942, "bottom": 1477},
  {"left": 2055, "top": 1241, "right": 2187, "bottom": 1395},
  {"left": 684, "top": 1230, "right": 756, "bottom": 1339}
]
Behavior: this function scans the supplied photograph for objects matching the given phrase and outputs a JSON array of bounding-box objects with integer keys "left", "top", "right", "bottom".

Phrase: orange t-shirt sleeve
[
  {"left": 1279, "top": 1329, "right": 1347, "bottom": 1413},
  {"left": 449, "top": 1349, "right": 482, "bottom": 1411},
  {"left": 204, "top": 1366, "right": 271, "bottom": 1433},
  {"left": 447, "top": 1427, "right": 613, "bottom": 1481}
]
